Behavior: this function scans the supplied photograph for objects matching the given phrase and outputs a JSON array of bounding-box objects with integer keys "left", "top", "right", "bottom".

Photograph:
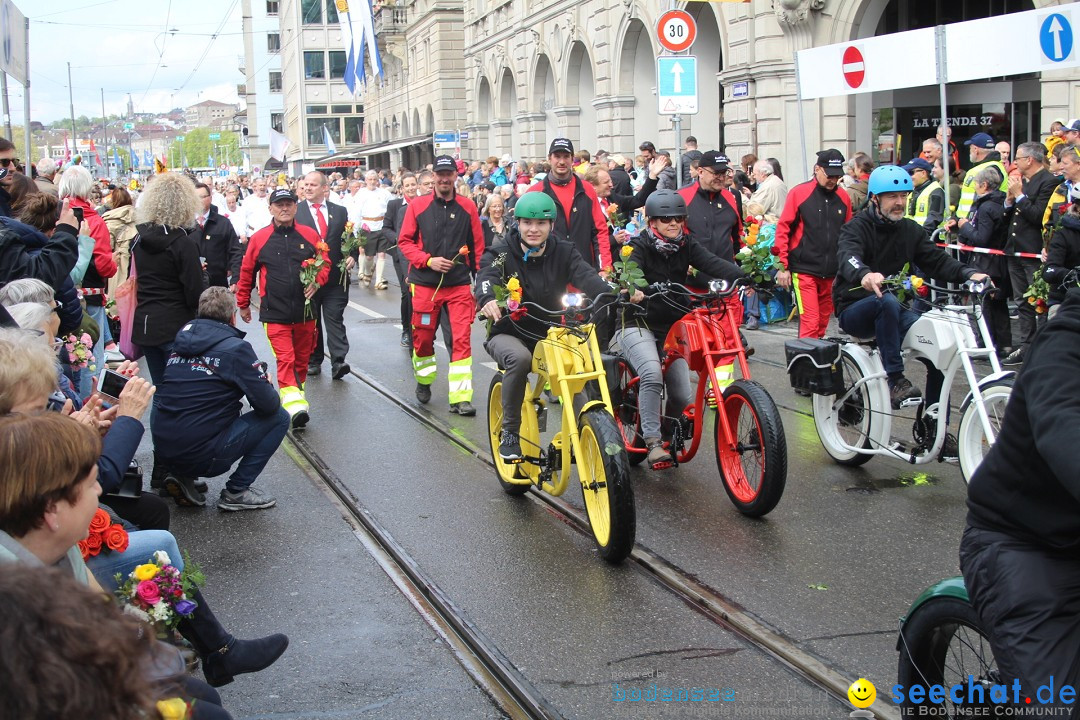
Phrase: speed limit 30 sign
[{"left": 657, "top": 10, "right": 696, "bottom": 53}]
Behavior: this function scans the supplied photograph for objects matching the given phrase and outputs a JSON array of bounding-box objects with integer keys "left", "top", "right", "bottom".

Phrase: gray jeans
[
  {"left": 485, "top": 333, "right": 533, "bottom": 433},
  {"left": 610, "top": 326, "right": 691, "bottom": 440}
]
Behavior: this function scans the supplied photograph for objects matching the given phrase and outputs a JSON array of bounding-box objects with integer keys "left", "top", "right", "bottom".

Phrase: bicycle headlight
[
  {"left": 562, "top": 293, "right": 583, "bottom": 308},
  {"left": 708, "top": 279, "right": 730, "bottom": 294}
]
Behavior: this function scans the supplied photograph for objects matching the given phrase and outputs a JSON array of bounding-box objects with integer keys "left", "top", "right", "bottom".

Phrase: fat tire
[
  {"left": 715, "top": 379, "right": 787, "bottom": 517},
  {"left": 487, "top": 372, "right": 531, "bottom": 496},
  {"left": 612, "top": 355, "right": 647, "bottom": 465},
  {"left": 813, "top": 350, "right": 874, "bottom": 467},
  {"left": 957, "top": 378, "right": 1013, "bottom": 483},
  {"left": 578, "top": 408, "right": 636, "bottom": 563}
]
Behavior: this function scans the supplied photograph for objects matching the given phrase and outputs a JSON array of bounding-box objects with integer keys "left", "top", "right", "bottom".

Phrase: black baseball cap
[
  {"left": 698, "top": 150, "right": 730, "bottom": 171},
  {"left": 548, "top": 138, "right": 574, "bottom": 155},
  {"left": 816, "top": 149, "right": 846, "bottom": 176},
  {"left": 433, "top": 155, "right": 457, "bottom": 172},
  {"left": 269, "top": 188, "right": 297, "bottom": 204},
  {"left": 901, "top": 157, "right": 934, "bottom": 174}
]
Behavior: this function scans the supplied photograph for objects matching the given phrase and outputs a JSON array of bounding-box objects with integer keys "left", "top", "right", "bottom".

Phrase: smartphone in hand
[{"left": 97, "top": 368, "right": 130, "bottom": 402}]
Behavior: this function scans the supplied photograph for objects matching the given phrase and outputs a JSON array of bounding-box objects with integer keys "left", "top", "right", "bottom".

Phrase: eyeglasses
[
  {"left": 0, "top": 157, "right": 20, "bottom": 167},
  {"left": 653, "top": 216, "right": 685, "bottom": 224}
]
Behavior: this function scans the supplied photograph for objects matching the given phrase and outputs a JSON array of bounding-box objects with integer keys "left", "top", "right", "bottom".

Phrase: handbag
[{"left": 115, "top": 240, "right": 142, "bottom": 361}]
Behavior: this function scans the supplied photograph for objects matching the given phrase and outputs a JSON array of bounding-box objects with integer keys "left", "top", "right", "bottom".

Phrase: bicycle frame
[
  {"left": 823, "top": 297, "right": 1012, "bottom": 463},
  {"left": 513, "top": 322, "right": 615, "bottom": 497}
]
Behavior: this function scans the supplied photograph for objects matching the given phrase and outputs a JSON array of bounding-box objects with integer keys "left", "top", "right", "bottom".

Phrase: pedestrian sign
[
  {"left": 657, "top": 56, "right": 698, "bottom": 115},
  {"left": 1040, "top": 13, "right": 1073, "bottom": 63}
]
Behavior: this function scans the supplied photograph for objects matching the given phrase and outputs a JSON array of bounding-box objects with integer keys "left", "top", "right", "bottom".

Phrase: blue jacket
[
  {"left": 153, "top": 318, "right": 280, "bottom": 461},
  {"left": 0, "top": 216, "right": 82, "bottom": 333}
]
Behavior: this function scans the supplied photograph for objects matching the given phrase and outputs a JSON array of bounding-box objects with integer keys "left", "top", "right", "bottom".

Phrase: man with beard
[{"left": 774, "top": 149, "right": 853, "bottom": 339}]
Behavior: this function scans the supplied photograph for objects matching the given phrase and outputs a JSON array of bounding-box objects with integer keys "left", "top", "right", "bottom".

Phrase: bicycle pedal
[
  {"left": 502, "top": 456, "right": 525, "bottom": 465},
  {"left": 899, "top": 397, "right": 924, "bottom": 409}
]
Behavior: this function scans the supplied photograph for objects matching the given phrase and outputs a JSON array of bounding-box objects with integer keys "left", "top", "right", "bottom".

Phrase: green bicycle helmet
[{"left": 514, "top": 192, "right": 558, "bottom": 219}]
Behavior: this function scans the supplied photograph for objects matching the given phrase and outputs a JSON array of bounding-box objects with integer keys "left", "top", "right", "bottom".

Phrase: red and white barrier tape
[
  {"left": 79, "top": 287, "right": 106, "bottom": 297},
  {"left": 936, "top": 242, "right": 1043, "bottom": 260}
]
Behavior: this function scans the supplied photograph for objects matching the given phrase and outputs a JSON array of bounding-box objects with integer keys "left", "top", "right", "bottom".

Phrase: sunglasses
[
  {"left": 0, "top": 157, "right": 19, "bottom": 167},
  {"left": 654, "top": 216, "right": 686, "bottom": 224}
]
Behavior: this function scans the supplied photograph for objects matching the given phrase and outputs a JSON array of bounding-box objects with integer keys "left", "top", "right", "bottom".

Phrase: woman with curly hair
[{"left": 131, "top": 173, "right": 204, "bottom": 390}]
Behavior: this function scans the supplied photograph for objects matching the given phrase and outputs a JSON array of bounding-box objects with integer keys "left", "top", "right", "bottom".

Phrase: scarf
[
  {"left": 548, "top": 172, "right": 574, "bottom": 187},
  {"left": 650, "top": 228, "right": 685, "bottom": 257}
]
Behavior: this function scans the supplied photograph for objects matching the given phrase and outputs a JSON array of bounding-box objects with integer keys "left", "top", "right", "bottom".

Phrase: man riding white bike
[{"left": 833, "top": 165, "right": 989, "bottom": 431}]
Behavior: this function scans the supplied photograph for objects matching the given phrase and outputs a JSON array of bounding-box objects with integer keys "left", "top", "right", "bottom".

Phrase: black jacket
[
  {"left": 609, "top": 167, "right": 633, "bottom": 197},
  {"left": 834, "top": 207, "right": 977, "bottom": 316},
  {"left": 966, "top": 287, "right": 1080, "bottom": 552},
  {"left": 679, "top": 183, "right": 743, "bottom": 264},
  {"left": 535, "top": 176, "right": 609, "bottom": 270},
  {"left": 0, "top": 217, "right": 82, "bottom": 332},
  {"left": 622, "top": 229, "right": 744, "bottom": 341},
  {"left": 190, "top": 205, "right": 243, "bottom": 288},
  {"left": 382, "top": 196, "right": 409, "bottom": 246},
  {"left": 398, "top": 191, "right": 484, "bottom": 288},
  {"left": 1006, "top": 168, "right": 1059, "bottom": 255},
  {"left": 131, "top": 223, "right": 205, "bottom": 347},
  {"left": 608, "top": 175, "right": 658, "bottom": 214},
  {"left": 957, "top": 190, "right": 1008, "bottom": 279},
  {"left": 680, "top": 150, "right": 703, "bottom": 187},
  {"left": 153, "top": 318, "right": 281, "bottom": 462},
  {"left": 295, "top": 199, "right": 351, "bottom": 288},
  {"left": 1044, "top": 213, "right": 1080, "bottom": 304},
  {"left": 475, "top": 231, "right": 610, "bottom": 347}
]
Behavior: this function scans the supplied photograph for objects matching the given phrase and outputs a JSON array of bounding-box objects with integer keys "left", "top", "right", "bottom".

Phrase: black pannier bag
[{"left": 784, "top": 339, "right": 844, "bottom": 396}]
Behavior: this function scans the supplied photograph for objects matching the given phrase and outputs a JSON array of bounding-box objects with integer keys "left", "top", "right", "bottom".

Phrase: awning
[{"left": 354, "top": 134, "right": 430, "bottom": 157}]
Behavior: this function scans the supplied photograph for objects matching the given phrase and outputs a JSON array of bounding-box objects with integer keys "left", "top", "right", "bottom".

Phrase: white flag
[
  {"left": 269, "top": 128, "right": 291, "bottom": 162},
  {"left": 353, "top": 0, "right": 382, "bottom": 81},
  {"left": 336, "top": 0, "right": 362, "bottom": 94},
  {"left": 323, "top": 125, "right": 337, "bottom": 155}
]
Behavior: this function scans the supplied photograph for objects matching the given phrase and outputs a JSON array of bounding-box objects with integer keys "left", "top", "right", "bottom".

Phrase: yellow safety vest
[
  {"left": 906, "top": 181, "right": 943, "bottom": 229},
  {"left": 956, "top": 160, "right": 1007, "bottom": 220}
]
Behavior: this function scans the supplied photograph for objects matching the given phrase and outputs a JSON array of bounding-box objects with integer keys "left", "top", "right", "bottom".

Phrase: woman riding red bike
[{"left": 610, "top": 190, "right": 743, "bottom": 469}]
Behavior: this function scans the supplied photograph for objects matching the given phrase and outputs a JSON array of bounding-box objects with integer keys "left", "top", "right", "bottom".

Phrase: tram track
[{"left": 280, "top": 363, "right": 901, "bottom": 720}]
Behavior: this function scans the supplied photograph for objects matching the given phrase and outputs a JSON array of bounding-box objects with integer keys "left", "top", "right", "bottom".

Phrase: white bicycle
[{"left": 786, "top": 280, "right": 1013, "bottom": 482}]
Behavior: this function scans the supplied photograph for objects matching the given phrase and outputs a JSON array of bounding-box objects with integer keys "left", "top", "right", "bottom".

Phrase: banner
[
  {"left": 269, "top": 128, "right": 291, "bottom": 162},
  {"left": 323, "top": 125, "right": 337, "bottom": 154}
]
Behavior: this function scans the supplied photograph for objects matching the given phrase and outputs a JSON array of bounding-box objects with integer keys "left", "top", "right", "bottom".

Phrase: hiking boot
[
  {"left": 1002, "top": 347, "right": 1025, "bottom": 366},
  {"left": 331, "top": 362, "right": 351, "bottom": 380},
  {"left": 498, "top": 430, "right": 523, "bottom": 461},
  {"left": 645, "top": 437, "right": 673, "bottom": 470},
  {"left": 290, "top": 408, "right": 309, "bottom": 429},
  {"left": 218, "top": 487, "right": 277, "bottom": 512},
  {"left": 163, "top": 473, "right": 206, "bottom": 507},
  {"left": 450, "top": 401, "right": 476, "bottom": 416},
  {"left": 415, "top": 383, "right": 431, "bottom": 404},
  {"left": 940, "top": 433, "right": 960, "bottom": 461},
  {"left": 889, "top": 376, "right": 922, "bottom": 409}
]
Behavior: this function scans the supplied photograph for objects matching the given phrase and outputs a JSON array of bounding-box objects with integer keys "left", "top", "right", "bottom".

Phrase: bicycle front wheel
[
  {"left": 577, "top": 408, "right": 635, "bottom": 564},
  {"left": 957, "top": 378, "right": 1013, "bottom": 483},
  {"left": 715, "top": 380, "right": 787, "bottom": 517},
  {"left": 487, "top": 372, "right": 536, "bottom": 496},
  {"left": 897, "top": 597, "right": 998, "bottom": 718}
]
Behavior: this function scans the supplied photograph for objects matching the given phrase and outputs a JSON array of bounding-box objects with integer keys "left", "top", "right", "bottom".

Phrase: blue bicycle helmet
[{"left": 867, "top": 165, "right": 913, "bottom": 196}]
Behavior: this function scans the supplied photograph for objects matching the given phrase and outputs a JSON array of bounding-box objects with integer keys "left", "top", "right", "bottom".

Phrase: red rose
[
  {"left": 77, "top": 539, "right": 90, "bottom": 561},
  {"left": 85, "top": 533, "right": 103, "bottom": 557},
  {"left": 103, "top": 524, "right": 129, "bottom": 552},
  {"left": 916, "top": 284, "right": 930, "bottom": 298},
  {"left": 88, "top": 508, "right": 110, "bottom": 534}
]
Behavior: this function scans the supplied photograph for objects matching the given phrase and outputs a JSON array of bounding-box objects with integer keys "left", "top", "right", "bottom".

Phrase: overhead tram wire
[{"left": 174, "top": 0, "right": 240, "bottom": 95}]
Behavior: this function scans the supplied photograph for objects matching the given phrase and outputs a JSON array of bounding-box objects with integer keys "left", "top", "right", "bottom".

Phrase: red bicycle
[{"left": 610, "top": 280, "right": 787, "bottom": 517}]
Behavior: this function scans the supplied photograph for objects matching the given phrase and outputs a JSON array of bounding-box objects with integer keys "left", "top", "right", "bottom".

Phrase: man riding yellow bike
[{"left": 476, "top": 192, "right": 612, "bottom": 461}]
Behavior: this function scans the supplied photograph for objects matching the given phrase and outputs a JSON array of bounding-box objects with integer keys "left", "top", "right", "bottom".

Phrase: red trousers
[
  {"left": 411, "top": 283, "right": 473, "bottom": 361},
  {"left": 265, "top": 321, "right": 317, "bottom": 388},
  {"left": 792, "top": 273, "right": 833, "bottom": 339}
]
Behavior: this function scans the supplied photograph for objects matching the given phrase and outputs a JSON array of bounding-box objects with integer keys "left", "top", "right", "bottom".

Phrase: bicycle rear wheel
[
  {"left": 813, "top": 350, "right": 874, "bottom": 466},
  {"left": 577, "top": 408, "right": 635, "bottom": 563},
  {"left": 487, "top": 372, "right": 537, "bottom": 496},
  {"left": 715, "top": 380, "right": 787, "bottom": 517},
  {"left": 957, "top": 378, "right": 1013, "bottom": 482},
  {"left": 897, "top": 597, "right": 998, "bottom": 718}
]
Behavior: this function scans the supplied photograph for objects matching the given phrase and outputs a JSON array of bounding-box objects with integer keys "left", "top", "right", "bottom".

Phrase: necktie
[{"left": 312, "top": 203, "right": 327, "bottom": 239}]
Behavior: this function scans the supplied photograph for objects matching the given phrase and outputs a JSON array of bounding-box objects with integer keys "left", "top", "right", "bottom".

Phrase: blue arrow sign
[
  {"left": 1041, "top": 13, "right": 1073, "bottom": 63},
  {"left": 657, "top": 56, "right": 698, "bottom": 115}
]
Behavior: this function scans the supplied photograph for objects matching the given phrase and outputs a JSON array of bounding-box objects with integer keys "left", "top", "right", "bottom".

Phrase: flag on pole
[
  {"left": 269, "top": 128, "right": 291, "bottom": 162},
  {"left": 143, "top": 150, "right": 152, "bottom": 167},
  {"left": 337, "top": 0, "right": 361, "bottom": 94},
  {"left": 353, "top": 0, "right": 382, "bottom": 83},
  {"left": 113, "top": 148, "right": 122, "bottom": 170},
  {"left": 208, "top": 153, "right": 214, "bottom": 167},
  {"left": 322, "top": 125, "right": 337, "bottom": 155},
  {"left": 64, "top": 134, "right": 71, "bottom": 162},
  {"left": 132, "top": 151, "right": 140, "bottom": 169}
]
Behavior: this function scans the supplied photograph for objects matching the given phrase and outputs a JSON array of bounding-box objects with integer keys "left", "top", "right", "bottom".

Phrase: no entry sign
[{"left": 842, "top": 46, "right": 865, "bottom": 88}]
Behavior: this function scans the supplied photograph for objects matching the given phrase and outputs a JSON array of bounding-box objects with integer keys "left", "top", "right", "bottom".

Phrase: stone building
[{"left": 360, "top": 0, "right": 1079, "bottom": 175}]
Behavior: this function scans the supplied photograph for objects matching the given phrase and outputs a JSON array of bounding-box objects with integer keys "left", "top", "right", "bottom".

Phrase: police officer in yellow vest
[
  {"left": 956, "top": 133, "right": 1008, "bottom": 220},
  {"left": 902, "top": 157, "right": 945, "bottom": 235}
]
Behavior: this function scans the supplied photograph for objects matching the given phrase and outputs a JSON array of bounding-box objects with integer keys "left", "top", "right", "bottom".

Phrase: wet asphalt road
[{"left": 171, "top": 278, "right": 982, "bottom": 718}]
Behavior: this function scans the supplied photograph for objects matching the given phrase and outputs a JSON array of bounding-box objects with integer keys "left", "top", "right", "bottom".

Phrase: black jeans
[
  {"left": 1009, "top": 257, "right": 1042, "bottom": 350},
  {"left": 310, "top": 282, "right": 350, "bottom": 365}
]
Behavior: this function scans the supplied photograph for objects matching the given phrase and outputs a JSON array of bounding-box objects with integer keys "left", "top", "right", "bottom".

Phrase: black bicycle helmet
[{"left": 644, "top": 189, "right": 687, "bottom": 218}]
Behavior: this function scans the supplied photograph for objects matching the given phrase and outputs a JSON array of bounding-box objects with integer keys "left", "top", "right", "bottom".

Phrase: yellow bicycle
[{"left": 486, "top": 294, "right": 636, "bottom": 564}]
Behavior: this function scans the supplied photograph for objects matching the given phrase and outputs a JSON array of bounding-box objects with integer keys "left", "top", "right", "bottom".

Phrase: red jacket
[
  {"left": 398, "top": 191, "right": 484, "bottom": 288},
  {"left": 236, "top": 221, "right": 329, "bottom": 324},
  {"left": 529, "top": 176, "right": 611, "bottom": 269},
  {"left": 70, "top": 197, "right": 116, "bottom": 302},
  {"left": 774, "top": 180, "right": 852, "bottom": 278}
]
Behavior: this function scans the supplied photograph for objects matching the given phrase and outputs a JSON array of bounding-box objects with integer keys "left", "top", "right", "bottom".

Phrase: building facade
[
  {"left": 239, "top": 0, "right": 285, "bottom": 166},
  {"left": 451, "top": 0, "right": 1078, "bottom": 179},
  {"left": 184, "top": 100, "right": 239, "bottom": 128}
]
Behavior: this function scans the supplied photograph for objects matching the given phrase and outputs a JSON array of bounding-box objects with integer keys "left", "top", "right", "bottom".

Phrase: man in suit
[
  {"left": 192, "top": 183, "right": 243, "bottom": 290},
  {"left": 381, "top": 172, "right": 417, "bottom": 348},
  {"left": 296, "top": 171, "right": 355, "bottom": 380}
]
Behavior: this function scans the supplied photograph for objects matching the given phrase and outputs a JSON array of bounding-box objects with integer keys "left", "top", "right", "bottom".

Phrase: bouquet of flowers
[
  {"left": 339, "top": 221, "right": 367, "bottom": 289},
  {"left": 608, "top": 243, "right": 648, "bottom": 293},
  {"left": 79, "top": 507, "right": 129, "bottom": 560},
  {"left": 852, "top": 262, "right": 928, "bottom": 303},
  {"left": 299, "top": 242, "right": 331, "bottom": 319},
  {"left": 1023, "top": 268, "right": 1051, "bottom": 314},
  {"left": 114, "top": 551, "right": 205, "bottom": 630},
  {"left": 605, "top": 202, "right": 628, "bottom": 230},
  {"left": 431, "top": 244, "right": 470, "bottom": 300},
  {"left": 63, "top": 332, "right": 96, "bottom": 372}
]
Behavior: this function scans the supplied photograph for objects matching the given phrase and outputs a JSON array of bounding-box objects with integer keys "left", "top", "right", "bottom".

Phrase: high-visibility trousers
[{"left": 410, "top": 283, "right": 474, "bottom": 403}]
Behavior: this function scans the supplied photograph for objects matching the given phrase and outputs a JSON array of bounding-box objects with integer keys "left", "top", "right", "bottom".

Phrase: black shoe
[
  {"left": 307, "top": 363, "right": 322, "bottom": 376},
  {"left": 940, "top": 432, "right": 959, "bottom": 461},
  {"left": 416, "top": 383, "right": 431, "bottom": 404},
  {"left": 739, "top": 331, "right": 755, "bottom": 356},
  {"left": 889, "top": 377, "right": 922, "bottom": 409},
  {"left": 331, "top": 362, "right": 350, "bottom": 380},
  {"left": 498, "top": 430, "right": 522, "bottom": 461},
  {"left": 400, "top": 331, "right": 412, "bottom": 348},
  {"left": 202, "top": 634, "right": 290, "bottom": 688},
  {"left": 152, "top": 462, "right": 206, "bottom": 493},
  {"left": 290, "top": 409, "right": 309, "bottom": 429},
  {"left": 1002, "top": 347, "right": 1025, "bottom": 366},
  {"left": 450, "top": 401, "right": 476, "bottom": 416},
  {"left": 163, "top": 473, "right": 207, "bottom": 507}
]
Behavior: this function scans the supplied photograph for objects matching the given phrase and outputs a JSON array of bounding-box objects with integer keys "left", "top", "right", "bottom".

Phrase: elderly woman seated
[{"left": 0, "top": 332, "right": 288, "bottom": 690}]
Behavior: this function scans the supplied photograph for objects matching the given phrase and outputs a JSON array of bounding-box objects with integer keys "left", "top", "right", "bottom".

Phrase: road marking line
[
  {"left": 347, "top": 301, "right": 386, "bottom": 319},
  {"left": 480, "top": 362, "right": 499, "bottom": 372}
]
